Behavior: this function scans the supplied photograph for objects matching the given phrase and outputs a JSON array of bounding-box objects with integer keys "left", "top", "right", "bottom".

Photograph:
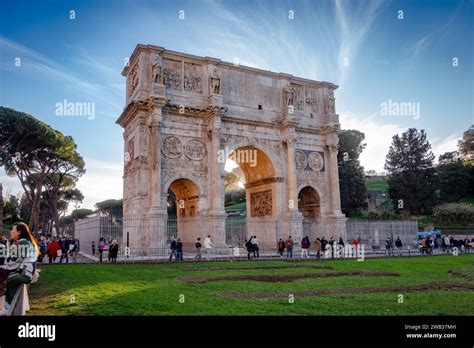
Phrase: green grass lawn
[
  {"left": 225, "top": 201, "right": 246, "bottom": 211},
  {"left": 366, "top": 179, "right": 388, "bottom": 192},
  {"left": 28, "top": 254, "right": 474, "bottom": 316}
]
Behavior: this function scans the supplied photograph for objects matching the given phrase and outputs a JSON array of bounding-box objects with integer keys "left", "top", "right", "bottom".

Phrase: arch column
[
  {"left": 283, "top": 134, "right": 303, "bottom": 248},
  {"left": 146, "top": 97, "right": 168, "bottom": 256},
  {"left": 206, "top": 106, "right": 228, "bottom": 253}
]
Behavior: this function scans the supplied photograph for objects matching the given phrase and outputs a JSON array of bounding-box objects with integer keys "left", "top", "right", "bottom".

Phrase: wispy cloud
[
  {"left": 335, "top": 0, "right": 387, "bottom": 86},
  {"left": 0, "top": 36, "right": 122, "bottom": 110}
]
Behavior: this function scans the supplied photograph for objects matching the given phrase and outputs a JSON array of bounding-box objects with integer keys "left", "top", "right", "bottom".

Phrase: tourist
[
  {"left": 464, "top": 237, "right": 470, "bottom": 253},
  {"left": 245, "top": 238, "right": 254, "bottom": 260},
  {"left": 277, "top": 238, "right": 285, "bottom": 257},
  {"left": 301, "top": 236, "right": 310, "bottom": 259},
  {"left": 314, "top": 238, "right": 321, "bottom": 259},
  {"left": 385, "top": 237, "right": 392, "bottom": 256},
  {"left": 2, "top": 222, "right": 39, "bottom": 314},
  {"left": 169, "top": 236, "right": 178, "bottom": 262},
  {"left": 98, "top": 237, "right": 106, "bottom": 262},
  {"left": 108, "top": 238, "right": 113, "bottom": 262},
  {"left": 176, "top": 238, "right": 183, "bottom": 261},
  {"left": 109, "top": 239, "right": 119, "bottom": 263},
  {"left": 59, "top": 236, "right": 70, "bottom": 264},
  {"left": 285, "top": 236, "right": 293, "bottom": 258},
  {"left": 329, "top": 236, "right": 335, "bottom": 259},
  {"left": 338, "top": 237, "right": 345, "bottom": 258},
  {"left": 37, "top": 237, "right": 46, "bottom": 263},
  {"left": 70, "top": 237, "right": 80, "bottom": 263},
  {"left": 320, "top": 236, "right": 328, "bottom": 254},
  {"left": 459, "top": 238, "right": 465, "bottom": 253},
  {"left": 251, "top": 235, "right": 259, "bottom": 258},
  {"left": 352, "top": 237, "right": 359, "bottom": 258},
  {"left": 195, "top": 237, "right": 202, "bottom": 260},
  {"left": 395, "top": 237, "right": 403, "bottom": 256},
  {"left": 46, "top": 237, "right": 60, "bottom": 263},
  {"left": 91, "top": 240, "right": 96, "bottom": 256},
  {"left": 0, "top": 236, "right": 6, "bottom": 265},
  {"left": 444, "top": 235, "right": 451, "bottom": 254},
  {"left": 204, "top": 235, "right": 213, "bottom": 260}
]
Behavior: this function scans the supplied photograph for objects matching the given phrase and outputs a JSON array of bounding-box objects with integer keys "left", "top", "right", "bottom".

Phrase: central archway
[
  {"left": 298, "top": 186, "right": 321, "bottom": 241},
  {"left": 224, "top": 145, "right": 279, "bottom": 251},
  {"left": 167, "top": 178, "right": 201, "bottom": 251}
]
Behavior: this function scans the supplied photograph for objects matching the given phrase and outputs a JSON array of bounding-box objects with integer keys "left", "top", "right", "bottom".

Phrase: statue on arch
[
  {"left": 210, "top": 68, "right": 221, "bottom": 95},
  {"left": 151, "top": 55, "right": 164, "bottom": 85}
]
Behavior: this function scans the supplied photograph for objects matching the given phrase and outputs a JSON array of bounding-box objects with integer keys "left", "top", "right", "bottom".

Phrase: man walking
[
  {"left": 195, "top": 237, "right": 202, "bottom": 260},
  {"left": 176, "top": 238, "right": 183, "bottom": 261},
  {"left": 285, "top": 236, "right": 293, "bottom": 258},
  {"left": 204, "top": 235, "right": 212, "bottom": 260},
  {"left": 169, "top": 236, "right": 177, "bottom": 262}
]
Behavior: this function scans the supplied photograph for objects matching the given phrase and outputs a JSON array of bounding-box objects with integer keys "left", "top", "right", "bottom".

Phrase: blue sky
[{"left": 0, "top": 0, "right": 473, "bottom": 211}]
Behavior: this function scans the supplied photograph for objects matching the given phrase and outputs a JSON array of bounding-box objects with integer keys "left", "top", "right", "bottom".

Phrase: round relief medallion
[
  {"left": 308, "top": 152, "right": 324, "bottom": 171},
  {"left": 185, "top": 139, "right": 206, "bottom": 160},
  {"left": 295, "top": 150, "right": 307, "bottom": 170},
  {"left": 162, "top": 136, "right": 183, "bottom": 158}
]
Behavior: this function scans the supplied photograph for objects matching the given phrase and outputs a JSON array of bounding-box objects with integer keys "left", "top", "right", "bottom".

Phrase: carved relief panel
[
  {"left": 250, "top": 190, "right": 272, "bottom": 217},
  {"left": 184, "top": 62, "right": 202, "bottom": 93},
  {"left": 163, "top": 59, "right": 182, "bottom": 90},
  {"left": 305, "top": 87, "right": 321, "bottom": 114},
  {"left": 128, "top": 63, "right": 139, "bottom": 97}
]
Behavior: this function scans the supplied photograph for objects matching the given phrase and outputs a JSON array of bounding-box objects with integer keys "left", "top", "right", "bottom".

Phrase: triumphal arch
[{"left": 116, "top": 44, "right": 346, "bottom": 255}]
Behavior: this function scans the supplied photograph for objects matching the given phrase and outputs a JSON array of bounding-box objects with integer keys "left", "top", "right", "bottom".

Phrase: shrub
[{"left": 432, "top": 203, "right": 474, "bottom": 226}]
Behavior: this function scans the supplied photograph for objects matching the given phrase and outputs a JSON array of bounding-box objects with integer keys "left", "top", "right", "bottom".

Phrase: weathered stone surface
[{"left": 117, "top": 44, "right": 346, "bottom": 254}]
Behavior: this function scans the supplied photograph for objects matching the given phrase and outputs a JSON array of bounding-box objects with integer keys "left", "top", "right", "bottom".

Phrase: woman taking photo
[{"left": 1, "top": 222, "right": 39, "bottom": 314}]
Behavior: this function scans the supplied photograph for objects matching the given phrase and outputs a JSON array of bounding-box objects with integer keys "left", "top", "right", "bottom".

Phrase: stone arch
[
  {"left": 165, "top": 177, "right": 204, "bottom": 252},
  {"left": 297, "top": 185, "right": 322, "bottom": 241},
  {"left": 225, "top": 140, "right": 283, "bottom": 179},
  {"left": 224, "top": 142, "right": 280, "bottom": 250},
  {"left": 162, "top": 172, "right": 206, "bottom": 197}
]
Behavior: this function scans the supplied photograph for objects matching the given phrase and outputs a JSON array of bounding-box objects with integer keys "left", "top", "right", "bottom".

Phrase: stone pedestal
[{"left": 206, "top": 213, "right": 229, "bottom": 254}]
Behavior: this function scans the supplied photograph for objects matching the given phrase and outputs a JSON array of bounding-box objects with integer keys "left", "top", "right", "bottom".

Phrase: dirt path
[
  {"left": 170, "top": 264, "right": 334, "bottom": 272},
  {"left": 178, "top": 270, "right": 399, "bottom": 284},
  {"left": 219, "top": 281, "right": 474, "bottom": 299}
]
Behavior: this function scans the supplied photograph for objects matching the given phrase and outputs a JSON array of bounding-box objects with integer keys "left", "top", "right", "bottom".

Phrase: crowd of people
[
  {"left": 92, "top": 237, "right": 119, "bottom": 263},
  {"left": 416, "top": 235, "right": 473, "bottom": 255},
  {"left": 277, "top": 235, "right": 348, "bottom": 259}
]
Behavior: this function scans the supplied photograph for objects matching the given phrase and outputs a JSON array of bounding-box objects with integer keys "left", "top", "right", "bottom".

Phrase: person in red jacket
[{"left": 46, "top": 237, "right": 61, "bottom": 263}]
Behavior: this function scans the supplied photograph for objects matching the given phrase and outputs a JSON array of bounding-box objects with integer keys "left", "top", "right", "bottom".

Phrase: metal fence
[
  {"left": 225, "top": 215, "right": 247, "bottom": 247},
  {"left": 346, "top": 219, "right": 418, "bottom": 249}
]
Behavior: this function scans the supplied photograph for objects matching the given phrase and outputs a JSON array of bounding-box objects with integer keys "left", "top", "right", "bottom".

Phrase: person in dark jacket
[
  {"left": 59, "top": 236, "right": 70, "bottom": 263},
  {"left": 109, "top": 239, "right": 119, "bottom": 262},
  {"left": 176, "top": 238, "right": 183, "bottom": 261},
  {"left": 195, "top": 238, "right": 202, "bottom": 260},
  {"left": 245, "top": 237, "right": 254, "bottom": 260},
  {"left": 395, "top": 237, "right": 403, "bottom": 256},
  {"left": 169, "top": 237, "right": 177, "bottom": 262}
]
